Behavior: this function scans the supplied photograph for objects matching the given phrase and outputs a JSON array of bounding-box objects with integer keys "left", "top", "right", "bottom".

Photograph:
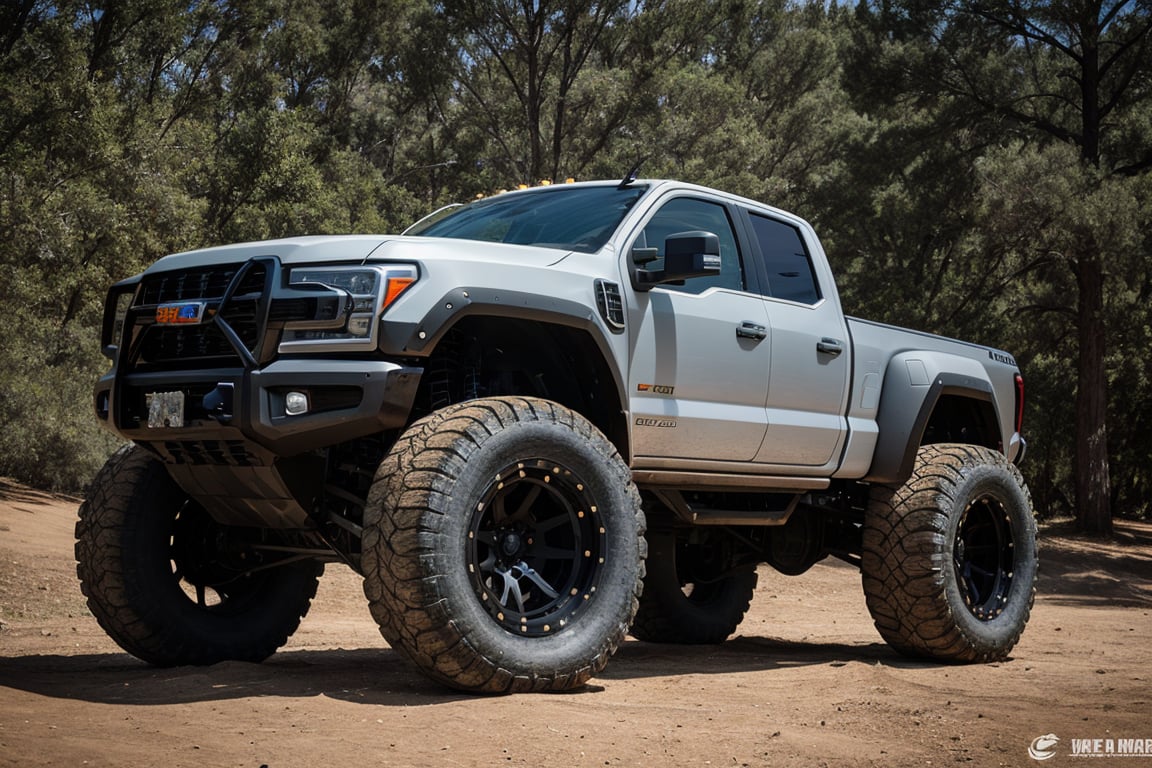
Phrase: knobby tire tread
[
  {"left": 861, "top": 443, "right": 1036, "bottom": 663},
  {"left": 362, "top": 396, "right": 646, "bottom": 693},
  {"left": 75, "top": 446, "right": 322, "bottom": 666}
]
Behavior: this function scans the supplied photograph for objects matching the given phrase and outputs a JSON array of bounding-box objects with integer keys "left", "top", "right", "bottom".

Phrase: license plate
[{"left": 146, "top": 391, "right": 185, "bottom": 428}]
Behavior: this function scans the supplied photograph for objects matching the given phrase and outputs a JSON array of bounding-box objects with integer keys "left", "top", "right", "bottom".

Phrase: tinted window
[
  {"left": 408, "top": 185, "right": 647, "bottom": 254},
  {"left": 748, "top": 214, "right": 820, "bottom": 304},
  {"left": 639, "top": 198, "right": 744, "bottom": 294}
]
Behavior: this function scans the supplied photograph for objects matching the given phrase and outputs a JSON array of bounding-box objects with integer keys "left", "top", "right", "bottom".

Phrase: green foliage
[
  {"left": 0, "top": 315, "right": 122, "bottom": 492},
  {"left": 0, "top": 0, "right": 1148, "bottom": 528},
  {"left": 0, "top": 0, "right": 422, "bottom": 490},
  {"left": 832, "top": 0, "right": 1152, "bottom": 528}
]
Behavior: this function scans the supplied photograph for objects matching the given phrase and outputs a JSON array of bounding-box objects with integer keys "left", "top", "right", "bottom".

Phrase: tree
[
  {"left": 429, "top": 0, "right": 626, "bottom": 184},
  {"left": 619, "top": 0, "right": 863, "bottom": 213},
  {"left": 0, "top": 0, "right": 210, "bottom": 488},
  {"left": 847, "top": 0, "right": 1152, "bottom": 533},
  {"left": 430, "top": 0, "right": 750, "bottom": 187},
  {"left": 0, "top": 0, "right": 423, "bottom": 489},
  {"left": 953, "top": 0, "right": 1151, "bottom": 534}
]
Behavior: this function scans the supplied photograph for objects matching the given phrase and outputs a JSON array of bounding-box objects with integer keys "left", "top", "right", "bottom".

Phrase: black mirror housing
[
  {"left": 663, "top": 231, "right": 721, "bottom": 279},
  {"left": 633, "top": 230, "right": 722, "bottom": 289}
]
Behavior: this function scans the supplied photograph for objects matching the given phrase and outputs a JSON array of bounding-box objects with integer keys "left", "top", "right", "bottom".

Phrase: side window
[
  {"left": 640, "top": 198, "right": 744, "bottom": 294},
  {"left": 748, "top": 213, "right": 821, "bottom": 305}
]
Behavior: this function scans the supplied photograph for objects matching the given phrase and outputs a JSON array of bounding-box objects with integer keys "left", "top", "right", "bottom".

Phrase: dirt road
[{"left": 1, "top": 480, "right": 1149, "bottom": 767}]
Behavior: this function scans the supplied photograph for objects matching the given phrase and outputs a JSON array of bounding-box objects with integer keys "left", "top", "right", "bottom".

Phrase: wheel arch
[
  {"left": 409, "top": 310, "right": 630, "bottom": 462},
  {"left": 865, "top": 356, "right": 1003, "bottom": 485}
]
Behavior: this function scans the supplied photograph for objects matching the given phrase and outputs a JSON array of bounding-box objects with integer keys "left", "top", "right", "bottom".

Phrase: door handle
[
  {"left": 817, "top": 337, "right": 844, "bottom": 356},
  {"left": 737, "top": 321, "right": 767, "bottom": 341}
]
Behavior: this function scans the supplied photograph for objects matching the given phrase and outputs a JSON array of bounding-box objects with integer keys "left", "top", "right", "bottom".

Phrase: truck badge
[{"left": 155, "top": 302, "right": 207, "bottom": 325}]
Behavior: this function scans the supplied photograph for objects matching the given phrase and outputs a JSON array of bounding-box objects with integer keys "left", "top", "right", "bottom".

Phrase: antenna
[{"left": 617, "top": 158, "right": 646, "bottom": 189}]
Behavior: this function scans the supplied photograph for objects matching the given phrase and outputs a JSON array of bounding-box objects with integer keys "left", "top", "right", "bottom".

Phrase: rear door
[{"left": 743, "top": 211, "right": 851, "bottom": 467}]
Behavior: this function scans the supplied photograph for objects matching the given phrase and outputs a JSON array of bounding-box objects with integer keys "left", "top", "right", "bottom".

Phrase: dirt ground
[{"left": 1, "top": 479, "right": 1149, "bottom": 768}]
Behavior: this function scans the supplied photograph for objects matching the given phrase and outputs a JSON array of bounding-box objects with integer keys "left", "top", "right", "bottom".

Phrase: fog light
[
  {"left": 347, "top": 314, "right": 372, "bottom": 337},
  {"left": 285, "top": 391, "right": 309, "bottom": 416}
]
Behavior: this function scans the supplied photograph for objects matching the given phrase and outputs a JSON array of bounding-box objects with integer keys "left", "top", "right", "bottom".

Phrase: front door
[{"left": 627, "top": 195, "right": 771, "bottom": 462}]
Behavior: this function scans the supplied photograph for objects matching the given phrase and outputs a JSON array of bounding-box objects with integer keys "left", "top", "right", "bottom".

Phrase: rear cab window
[{"left": 746, "top": 213, "right": 822, "bottom": 305}]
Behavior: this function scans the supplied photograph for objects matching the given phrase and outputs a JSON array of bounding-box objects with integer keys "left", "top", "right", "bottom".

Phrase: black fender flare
[
  {"left": 865, "top": 367, "right": 1001, "bottom": 485},
  {"left": 377, "top": 286, "right": 630, "bottom": 457}
]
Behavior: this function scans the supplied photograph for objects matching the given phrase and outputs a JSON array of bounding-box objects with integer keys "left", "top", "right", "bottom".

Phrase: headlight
[{"left": 278, "top": 264, "right": 417, "bottom": 352}]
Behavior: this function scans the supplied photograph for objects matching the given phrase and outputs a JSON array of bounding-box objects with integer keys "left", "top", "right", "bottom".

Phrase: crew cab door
[
  {"left": 626, "top": 195, "right": 771, "bottom": 462},
  {"left": 743, "top": 211, "right": 850, "bottom": 467}
]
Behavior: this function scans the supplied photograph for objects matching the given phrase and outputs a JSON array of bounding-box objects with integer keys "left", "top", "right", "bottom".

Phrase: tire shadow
[
  {"left": 602, "top": 636, "right": 923, "bottom": 681},
  {"left": 0, "top": 647, "right": 455, "bottom": 707},
  {"left": 0, "top": 634, "right": 917, "bottom": 706}
]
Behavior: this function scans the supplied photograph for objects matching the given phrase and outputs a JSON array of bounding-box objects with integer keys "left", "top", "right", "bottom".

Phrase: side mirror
[
  {"left": 664, "top": 231, "right": 721, "bottom": 279},
  {"left": 634, "top": 231, "right": 722, "bottom": 289}
]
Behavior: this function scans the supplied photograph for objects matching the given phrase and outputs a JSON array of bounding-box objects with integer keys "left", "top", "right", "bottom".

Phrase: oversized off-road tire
[
  {"left": 75, "top": 445, "right": 324, "bottom": 666},
  {"left": 361, "top": 397, "right": 646, "bottom": 693},
  {"left": 630, "top": 528, "right": 757, "bottom": 644},
  {"left": 862, "top": 443, "right": 1037, "bottom": 662}
]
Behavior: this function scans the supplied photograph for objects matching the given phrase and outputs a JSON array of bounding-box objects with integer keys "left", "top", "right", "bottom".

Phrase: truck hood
[
  {"left": 365, "top": 237, "right": 573, "bottom": 267},
  {"left": 144, "top": 235, "right": 570, "bottom": 274}
]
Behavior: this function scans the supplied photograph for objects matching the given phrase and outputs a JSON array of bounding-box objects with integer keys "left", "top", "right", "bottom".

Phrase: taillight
[{"left": 1014, "top": 373, "right": 1025, "bottom": 434}]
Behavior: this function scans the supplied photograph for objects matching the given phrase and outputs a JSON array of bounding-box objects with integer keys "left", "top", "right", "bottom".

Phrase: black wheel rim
[
  {"left": 953, "top": 495, "right": 1015, "bottom": 621},
  {"left": 467, "top": 459, "right": 605, "bottom": 637},
  {"left": 169, "top": 502, "right": 260, "bottom": 612}
]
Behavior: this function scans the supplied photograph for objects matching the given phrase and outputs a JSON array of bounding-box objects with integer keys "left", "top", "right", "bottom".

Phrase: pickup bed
[{"left": 77, "top": 179, "right": 1037, "bottom": 693}]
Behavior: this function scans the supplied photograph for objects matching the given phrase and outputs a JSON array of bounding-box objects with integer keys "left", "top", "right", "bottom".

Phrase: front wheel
[
  {"left": 75, "top": 445, "right": 324, "bottom": 666},
  {"left": 361, "top": 397, "right": 646, "bottom": 693},
  {"left": 861, "top": 443, "right": 1037, "bottom": 662}
]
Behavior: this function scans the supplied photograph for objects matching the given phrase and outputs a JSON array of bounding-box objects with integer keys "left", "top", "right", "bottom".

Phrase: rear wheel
[
  {"left": 75, "top": 446, "right": 323, "bottom": 665},
  {"left": 361, "top": 397, "right": 645, "bottom": 693},
  {"left": 861, "top": 443, "right": 1037, "bottom": 662},
  {"left": 630, "top": 528, "right": 757, "bottom": 644}
]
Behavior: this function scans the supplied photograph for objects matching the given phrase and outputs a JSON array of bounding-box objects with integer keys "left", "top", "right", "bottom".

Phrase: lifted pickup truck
[{"left": 78, "top": 178, "right": 1035, "bottom": 693}]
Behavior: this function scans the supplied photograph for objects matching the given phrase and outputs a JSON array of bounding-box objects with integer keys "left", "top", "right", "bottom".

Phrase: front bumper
[
  {"left": 94, "top": 358, "right": 421, "bottom": 528},
  {"left": 96, "top": 358, "right": 421, "bottom": 456}
]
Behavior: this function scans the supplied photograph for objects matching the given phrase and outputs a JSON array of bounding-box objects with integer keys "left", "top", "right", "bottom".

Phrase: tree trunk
[
  {"left": 1073, "top": 11, "right": 1111, "bottom": 535},
  {"left": 1074, "top": 253, "right": 1112, "bottom": 535}
]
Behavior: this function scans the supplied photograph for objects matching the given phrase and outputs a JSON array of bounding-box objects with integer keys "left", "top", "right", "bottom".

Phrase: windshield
[{"left": 406, "top": 184, "right": 648, "bottom": 253}]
